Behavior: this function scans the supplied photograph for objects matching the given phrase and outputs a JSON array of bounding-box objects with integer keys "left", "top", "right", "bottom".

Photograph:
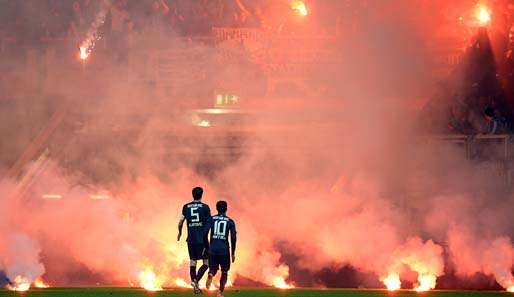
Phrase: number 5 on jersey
[{"left": 190, "top": 207, "right": 200, "bottom": 222}]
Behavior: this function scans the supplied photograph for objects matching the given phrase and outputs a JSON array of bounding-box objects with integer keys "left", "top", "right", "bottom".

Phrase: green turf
[{"left": 0, "top": 288, "right": 512, "bottom": 297}]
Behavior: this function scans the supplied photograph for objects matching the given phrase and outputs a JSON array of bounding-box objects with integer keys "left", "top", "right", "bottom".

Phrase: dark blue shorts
[
  {"left": 188, "top": 243, "right": 208, "bottom": 261},
  {"left": 209, "top": 254, "right": 230, "bottom": 273}
]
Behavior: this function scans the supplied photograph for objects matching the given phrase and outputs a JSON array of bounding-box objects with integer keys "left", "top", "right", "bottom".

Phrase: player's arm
[
  {"left": 177, "top": 215, "right": 185, "bottom": 241},
  {"left": 178, "top": 206, "right": 186, "bottom": 241},
  {"left": 230, "top": 220, "right": 237, "bottom": 263}
]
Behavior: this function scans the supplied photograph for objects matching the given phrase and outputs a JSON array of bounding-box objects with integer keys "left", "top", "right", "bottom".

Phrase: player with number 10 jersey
[{"left": 206, "top": 201, "right": 236, "bottom": 297}]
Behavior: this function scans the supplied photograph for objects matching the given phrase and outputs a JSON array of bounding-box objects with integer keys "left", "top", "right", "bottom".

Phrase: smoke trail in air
[{"left": 79, "top": 0, "right": 111, "bottom": 60}]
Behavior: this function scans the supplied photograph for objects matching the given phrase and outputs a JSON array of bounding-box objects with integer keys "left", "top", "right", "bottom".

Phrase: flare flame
[
  {"left": 476, "top": 4, "right": 491, "bottom": 26},
  {"left": 6, "top": 276, "right": 31, "bottom": 292},
  {"left": 34, "top": 276, "right": 50, "bottom": 288},
  {"left": 382, "top": 273, "right": 401, "bottom": 291},
  {"left": 138, "top": 268, "right": 163, "bottom": 291},
  {"left": 414, "top": 274, "right": 437, "bottom": 292},
  {"left": 291, "top": 0, "right": 308, "bottom": 16},
  {"left": 79, "top": 46, "right": 89, "bottom": 61},
  {"left": 272, "top": 276, "right": 294, "bottom": 289},
  {"left": 174, "top": 278, "right": 190, "bottom": 288}
]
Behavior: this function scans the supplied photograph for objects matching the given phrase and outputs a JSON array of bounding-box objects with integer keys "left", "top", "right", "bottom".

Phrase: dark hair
[
  {"left": 484, "top": 106, "right": 495, "bottom": 118},
  {"left": 216, "top": 200, "right": 228, "bottom": 213},
  {"left": 192, "top": 187, "right": 203, "bottom": 200}
]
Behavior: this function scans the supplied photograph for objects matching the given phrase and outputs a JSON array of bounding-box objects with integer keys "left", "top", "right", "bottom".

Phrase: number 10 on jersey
[{"left": 214, "top": 220, "right": 227, "bottom": 237}]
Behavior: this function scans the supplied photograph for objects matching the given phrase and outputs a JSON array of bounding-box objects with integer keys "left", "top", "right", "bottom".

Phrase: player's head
[
  {"left": 192, "top": 187, "right": 203, "bottom": 201},
  {"left": 216, "top": 200, "right": 228, "bottom": 214},
  {"left": 484, "top": 106, "right": 495, "bottom": 120}
]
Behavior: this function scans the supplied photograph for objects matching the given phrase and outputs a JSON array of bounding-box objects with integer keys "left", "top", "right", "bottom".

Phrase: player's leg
[
  {"left": 196, "top": 242, "right": 209, "bottom": 283},
  {"left": 196, "top": 258, "right": 209, "bottom": 283},
  {"left": 206, "top": 254, "right": 219, "bottom": 290},
  {"left": 218, "top": 255, "right": 231, "bottom": 295},
  {"left": 187, "top": 243, "right": 198, "bottom": 283},
  {"left": 188, "top": 243, "right": 202, "bottom": 294},
  {"left": 190, "top": 260, "right": 198, "bottom": 285}
]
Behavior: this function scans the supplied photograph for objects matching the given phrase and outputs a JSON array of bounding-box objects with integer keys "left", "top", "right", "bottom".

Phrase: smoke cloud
[{"left": 0, "top": 0, "right": 512, "bottom": 291}]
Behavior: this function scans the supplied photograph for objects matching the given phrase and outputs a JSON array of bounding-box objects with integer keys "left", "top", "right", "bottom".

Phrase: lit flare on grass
[
  {"left": 138, "top": 268, "right": 163, "bottom": 291},
  {"left": 290, "top": 0, "right": 308, "bottom": 16},
  {"left": 507, "top": 285, "right": 514, "bottom": 292},
  {"left": 272, "top": 276, "right": 294, "bottom": 289},
  {"left": 414, "top": 273, "right": 437, "bottom": 292},
  {"left": 34, "top": 276, "right": 49, "bottom": 288},
  {"left": 174, "top": 278, "right": 190, "bottom": 288},
  {"left": 7, "top": 276, "right": 31, "bottom": 292},
  {"left": 382, "top": 273, "right": 401, "bottom": 291}
]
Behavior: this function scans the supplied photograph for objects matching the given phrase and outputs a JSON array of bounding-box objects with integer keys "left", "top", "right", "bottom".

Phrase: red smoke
[{"left": 0, "top": 0, "right": 513, "bottom": 292}]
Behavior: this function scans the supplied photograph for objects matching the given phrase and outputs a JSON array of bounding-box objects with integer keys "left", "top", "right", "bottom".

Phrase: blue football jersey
[
  {"left": 209, "top": 214, "right": 237, "bottom": 256},
  {"left": 182, "top": 201, "right": 211, "bottom": 244}
]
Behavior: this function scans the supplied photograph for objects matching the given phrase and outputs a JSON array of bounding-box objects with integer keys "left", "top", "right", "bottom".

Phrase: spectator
[
  {"left": 108, "top": 0, "right": 130, "bottom": 62},
  {"left": 484, "top": 106, "right": 510, "bottom": 134},
  {"left": 110, "top": 0, "right": 130, "bottom": 35},
  {"left": 69, "top": 1, "right": 87, "bottom": 39},
  {"left": 147, "top": 0, "right": 170, "bottom": 34},
  {"left": 448, "top": 102, "right": 474, "bottom": 134}
]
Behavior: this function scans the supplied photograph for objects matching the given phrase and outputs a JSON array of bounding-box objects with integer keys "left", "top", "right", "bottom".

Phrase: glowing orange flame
[
  {"left": 197, "top": 120, "right": 211, "bottom": 128},
  {"left": 414, "top": 274, "right": 437, "bottom": 292},
  {"left": 290, "top": 0, "right": 308, "bottom": 16},
  {"left": 476, "top": 4, "right": 491, "bottom": 26},
  {"left": 79, "top": 46, "right": 89, "bottom": 61},
  {"left": 138, "top": 268, "right": 163, "bottom": 291},
  {"left": 7, "top": 276, "right": 31, "bottom": 292},
  {"left": 272, "top": 276, "right": 294, "bottom": 289},
  {"left": 225, "top": 279, "right": 233, "bottom": 288},
  {"left": 382, "top": 273, "right": 401, "bottom": 291},
  {"left": 174, "top": 278, "right": 190, "bottom": 288},
  {"left": 34, "top": 277, "right": 50, "bottom": 288},
  {"left": 507, "top": 285, "right": 514, "bottom": 293}
]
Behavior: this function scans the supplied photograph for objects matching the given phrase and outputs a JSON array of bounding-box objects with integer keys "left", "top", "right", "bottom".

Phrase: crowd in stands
[
  {"left": 422, "top": 24, "right": 514, "bottom": 135},
  {"left": 0, "top": 0, "right": 271, "bottom": 51},
  {"left": 2, "top": 0, "right": 514, "bottom": 136}
]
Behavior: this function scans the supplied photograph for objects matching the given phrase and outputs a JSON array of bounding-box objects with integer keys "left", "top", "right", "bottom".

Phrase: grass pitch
[{"left": 0, "top": 288, "right": 512, "bottom": 297}]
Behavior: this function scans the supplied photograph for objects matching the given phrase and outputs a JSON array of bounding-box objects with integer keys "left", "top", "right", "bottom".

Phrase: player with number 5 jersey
[
  {"left": 178, "top": 186, "right": 211, "bottom": 294},
  {"left": 206, "top": 200, "right": 237, "bottom": 297}
]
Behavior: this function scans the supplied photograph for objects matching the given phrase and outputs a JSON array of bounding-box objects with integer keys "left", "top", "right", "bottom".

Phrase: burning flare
[
  {"left": 507, "top": 285, "right": 514, "bottom": 292},
  {"left": 272, "top": 276, "right": 294, "bottom": 289},
  {"left": 6, "top": 276, "right": 31, "bottom": 292},
  {"left": 382, "top": 273, "right": 401, "bottom": 291},
  {"left": 290, "top": 0, "right": 308, "bottom": 16},
  {"left": 79, "top": 46, "right": 89, "bottom": 61},
  {"left": 414, "top": 274, "right": 437, "bottom": 292},
  {"left": 77, "top": 0, "right": 110, "bottom": 61},
  {"left": 138, "top": 268, "right": 163, "bottom": 291},
  {"left": 34, "top": 276, "right": 50, "bottom": 288},
  {"left": 476, "top": 4, "right": 491, "bottom": 26},
  {"left": 174, "top": 278, "right": 190, "bottom": 288}
]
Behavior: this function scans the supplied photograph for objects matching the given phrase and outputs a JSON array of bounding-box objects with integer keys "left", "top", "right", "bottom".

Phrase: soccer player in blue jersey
[
  {"left": 205, "top": 201, "right": 237, "bottom": 297},
  {"left": 178, "top": 187, "right": 211, "bottom": 294}
]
